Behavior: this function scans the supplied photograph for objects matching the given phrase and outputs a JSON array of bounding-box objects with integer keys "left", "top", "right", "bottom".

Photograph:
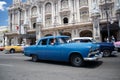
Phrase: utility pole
[
  {"left": 104, "top": 0, "right": 110, "bottom": 42},
  {"left": 18, "top": 7, "right": 22, "bottom": 44}
]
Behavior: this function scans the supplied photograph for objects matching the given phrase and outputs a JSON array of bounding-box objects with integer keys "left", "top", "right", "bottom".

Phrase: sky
[{"left": 0, "top": 0, "right": 12, "bottom": 26}]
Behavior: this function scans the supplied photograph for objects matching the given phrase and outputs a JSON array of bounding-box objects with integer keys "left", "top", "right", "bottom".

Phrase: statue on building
[{"left": 92, "top": 1, "right": 99, "bottom": 14}]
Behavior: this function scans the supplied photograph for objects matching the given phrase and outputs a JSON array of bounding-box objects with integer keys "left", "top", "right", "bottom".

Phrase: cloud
[{"left": 0, "top": 1, "right": 7, "bottom": 11}]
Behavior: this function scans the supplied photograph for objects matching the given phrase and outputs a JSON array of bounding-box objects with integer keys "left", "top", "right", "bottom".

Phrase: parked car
[
  {"left": 4, "top": 44, "right": 23, "bottom": 53},
  {"left": 0, "top": 46, "right": 4, "bottom": 51},
  {"left": 114, "top": 41, "right": 120, "bottom": 52},
  {"left": 24, "top": 36, "right": 102, "bottom": 67},
  {"left": 70, "top": 37, "right": 118, "bottom": 57}
]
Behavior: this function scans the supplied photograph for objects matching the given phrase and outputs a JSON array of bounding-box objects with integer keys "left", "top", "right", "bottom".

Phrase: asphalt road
[{"left": 0, "top": 52, "right": 120, "bottom": 80}]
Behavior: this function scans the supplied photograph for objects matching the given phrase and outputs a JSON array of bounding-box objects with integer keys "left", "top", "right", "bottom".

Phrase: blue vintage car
[{"left": 24, "top": 36, "right": 102, "bottom": 67}]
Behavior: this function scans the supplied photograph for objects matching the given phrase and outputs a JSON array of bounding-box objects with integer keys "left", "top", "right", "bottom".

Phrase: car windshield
[{"left": 91, "top": 39, "right": 96, "bottom": 43}]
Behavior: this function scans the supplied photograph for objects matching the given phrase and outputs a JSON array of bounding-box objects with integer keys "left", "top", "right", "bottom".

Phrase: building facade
[
  {"left": 0, "top": 26, "right": 8, "bottom": 46},
  {"left": 6, "top": 0, "right": 120, "bottom": 45}
]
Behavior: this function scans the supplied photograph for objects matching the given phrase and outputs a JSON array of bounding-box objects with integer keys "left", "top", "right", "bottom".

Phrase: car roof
[
  {"left": 41, "top": 36, "right": 69, "bottom": 39},
  {"left": 72, "top": 37, "right": 93, "bottom": 40}
]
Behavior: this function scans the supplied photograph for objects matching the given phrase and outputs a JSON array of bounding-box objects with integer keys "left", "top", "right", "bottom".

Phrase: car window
[
  {"left": 38, "top": 39, "right": 47, "bottom": 45},
  {"left": 58, "top": 38, "right": 67, "bottom": 44},
  {"left": 49, "top": 38, "right": 57, "bottom": 45}
]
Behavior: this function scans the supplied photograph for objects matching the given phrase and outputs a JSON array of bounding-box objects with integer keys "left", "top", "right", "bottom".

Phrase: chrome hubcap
[{"left": 74, "top": 57, "right": 81, "bottom": 63}]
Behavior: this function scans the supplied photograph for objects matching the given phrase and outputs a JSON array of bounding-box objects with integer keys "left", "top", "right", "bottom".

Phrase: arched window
[
  {"left": 61, "top": 0, "right": 68, "bottom": 9},
  {"left": 33, "top": 23, "right": 36, "bottom": 29},
  {"left": 61, "top": 32, "right": 71, "bottom": 37},
  {"left": 31, "top": 6, "right": 37, "bottom": 16},
  {"left": 63, "top": 17, "right": 68, "bottom": 24},
  {"left": 45, "top": 2, "right": 52, "bottom": 14},
  {"left": 45, "top": 34, "right": 53, "bottom": 37},
  {"left": 80, "top": 30, "right": 92, "bottom": 37}
]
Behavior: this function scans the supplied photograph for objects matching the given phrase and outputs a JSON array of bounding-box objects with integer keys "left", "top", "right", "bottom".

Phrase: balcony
[
  {"left": 79, "top": 6, "right": 89, "bottom": 11},
  {"left": 5, "top": 31, "right": 18, "bottom": 36},
  {"left": 45, "top": 12, "right": 52, "bottom": 16},
  {"left": 99, "top": 0, "right": 114, "bottom": 5},
  {"left": 31, "top": 14, "right": 37, "bottom": 18},
  {"left": 79, "top": 3, "right": 88, "bottom": 9},
  {"left": 60, "top": 7, "right": 70, "bottom": 14}
]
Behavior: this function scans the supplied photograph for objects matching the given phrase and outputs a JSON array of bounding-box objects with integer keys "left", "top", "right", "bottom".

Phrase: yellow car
[{"left": 4, "top": 45, "right": 23, "bottom": 53}]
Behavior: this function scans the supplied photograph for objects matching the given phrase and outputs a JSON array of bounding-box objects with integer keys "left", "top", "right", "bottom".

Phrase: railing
[
  {"left": 79, "top": 3, "right": 88, "bottom": 8},
  {"left": 99, "top": 0, "right": 114, "bottom": 5},
  {"left": 60, "top": 7, "right": 70, "bottom": 12}
]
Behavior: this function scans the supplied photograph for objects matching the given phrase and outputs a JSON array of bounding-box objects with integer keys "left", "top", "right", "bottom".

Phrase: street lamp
[
  {"left": 116, "top": 3, "right": 120, "bottom": 40},
  {"left": 116, "top": 8, "right": 120, "bottom": 28},
  {"left": 3, "top": 33, "right": 5, "bottom": 47},
  {"left": 104, "top": 0, "right": 110, "bottom": 42},
  {"left": 72, "top": 0, "right": 75, "bottom": 24},
  {"left": 18, "top": 7, "right": 22, "bottom": 44},
  {"left": 18, "top": 7, "right": 22, "bottom": 34}
]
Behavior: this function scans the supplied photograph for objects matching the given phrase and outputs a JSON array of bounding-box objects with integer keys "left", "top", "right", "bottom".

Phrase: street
[{"left": 0, "top": 52, "right": 120, "bottom": 80}]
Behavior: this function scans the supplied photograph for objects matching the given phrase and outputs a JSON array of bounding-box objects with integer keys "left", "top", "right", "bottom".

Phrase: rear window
[
  {"left": 80, "top": 39, "right": 92, "bottom": 42},
  {"left": 72, "top": 39, "right": 93, "bottom": 43}
]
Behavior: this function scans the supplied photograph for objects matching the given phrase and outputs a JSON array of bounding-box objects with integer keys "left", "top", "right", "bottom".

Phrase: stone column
[
  {"left": 36, "top": 16, "right": 42, "bottom": 41},
  {"left": 36, "top": 23, "right": 42, "bottom": 41},
  {"left": 91, "top": 1, "right": 101, "bottom": 42},
  {"left": 115, "top": 0, "right": 120, "bottom": 40},
  {"left": 23, "top": 23, "right": 28, "bottom": 45},
  {"left": 91, "top": 14, "right": 101, "bottom": 42},
  {"left": 71, "top": 29, "right": 75, "bottom": 38},
  {"left": 116, "top": 9, "right": 120, "bottom": 40},
  {"left": 12, "top": 10, "right": 15, "bottom": 31}
]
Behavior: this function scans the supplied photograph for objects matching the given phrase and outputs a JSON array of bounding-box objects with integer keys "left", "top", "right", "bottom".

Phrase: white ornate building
[
  {"left": 0, "top": 26, "right": 8, "bottom": 46},
  {"left": 6, "top": 0, "right": 120, "bottom": 45}
]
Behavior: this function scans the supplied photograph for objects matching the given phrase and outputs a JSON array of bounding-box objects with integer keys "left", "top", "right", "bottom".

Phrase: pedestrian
[
  {"left": 104, "top": 37, "right": 107, "bottom": 42},
  {"left": 111, "top": 35, "right": 115, "bottom": 42},
  {"left": 106, "top": 37, "right": 109, "bottom": 42}
]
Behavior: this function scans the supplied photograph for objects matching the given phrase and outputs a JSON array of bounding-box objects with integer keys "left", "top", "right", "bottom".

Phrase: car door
[
  {"left": 44, "top": 38, "right": 63, "bottom": 61},
  {"left": 36, "top": 39, "right": 48, "bottom": 59}
]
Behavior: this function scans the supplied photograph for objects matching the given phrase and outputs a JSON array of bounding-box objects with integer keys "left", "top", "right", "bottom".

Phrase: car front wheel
[
  {"left": 32, "top": 55, "right": 38, "bottom": 62},
  {"left": 70, "top": 54, "right": 83, "bottom": 67},
  {"left": 103, "top": 49, "right": 111, "bottom": 57},
  {"left": 10, "top": 49, "right": 15, "bottom": 53}
]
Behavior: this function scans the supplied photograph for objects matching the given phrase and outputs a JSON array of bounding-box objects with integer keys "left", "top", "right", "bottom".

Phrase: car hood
[
  {"left": 96, "top": 42, "right": 114, "bottom": 46},
  {"left": 64, "top": 42, "right": 100, "bottom": 50}
]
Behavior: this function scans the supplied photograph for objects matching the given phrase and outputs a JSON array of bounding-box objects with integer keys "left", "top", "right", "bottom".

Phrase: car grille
[{"left": 88, "top": 49, "right": 100, "bottom": 57}]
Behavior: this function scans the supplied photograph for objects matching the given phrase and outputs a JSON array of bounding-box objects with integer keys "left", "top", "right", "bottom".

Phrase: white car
[
  {"left": 69, "top": 37, "right": 94, "bottom": 43},
  {"left": 114, "top": 41, "right": 120, "bottom": 48},
  {"left": 114, "top": 41, "right": 120, "bottom": 52}
]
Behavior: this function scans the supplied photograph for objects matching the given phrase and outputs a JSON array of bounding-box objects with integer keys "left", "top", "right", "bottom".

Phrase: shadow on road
[
  {"left": 109, "top": 55, "right": 118, "bottom": 57},
  {"left": 25, "top": 59, "right": 103, "bottom": 68},
  {"left": 82, "top": 61, "right": 103, "bottom": 68}
]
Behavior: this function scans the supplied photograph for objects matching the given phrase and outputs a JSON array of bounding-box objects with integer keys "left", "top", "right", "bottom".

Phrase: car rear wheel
[
  {"left": 32, "top": 55, "right": 38, "bottom": 62},
  {"left": 70, "top": 54, "right": 83, "bottom": 67},
  {"left": 10, "top": 49, "right": 15, "bottom": 53},
  {"left": 103, "top": 49, "right": 111, "bottom": 57}
]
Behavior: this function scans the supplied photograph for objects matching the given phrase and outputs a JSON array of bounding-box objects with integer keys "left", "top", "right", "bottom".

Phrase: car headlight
[
  {"left": 89, "top": 47, "right": 92, "bottom": 53},
  {"left": 88, "top": 47, "right": 100, "bottom": 57}
]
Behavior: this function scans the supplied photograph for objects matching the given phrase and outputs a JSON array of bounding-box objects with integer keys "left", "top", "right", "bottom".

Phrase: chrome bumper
[
  {"left": 84, "top": 52, "right": 103, "bottom": 61},
  {"left": 111, "top": 51, "right": 118, "bottom": 55}
]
